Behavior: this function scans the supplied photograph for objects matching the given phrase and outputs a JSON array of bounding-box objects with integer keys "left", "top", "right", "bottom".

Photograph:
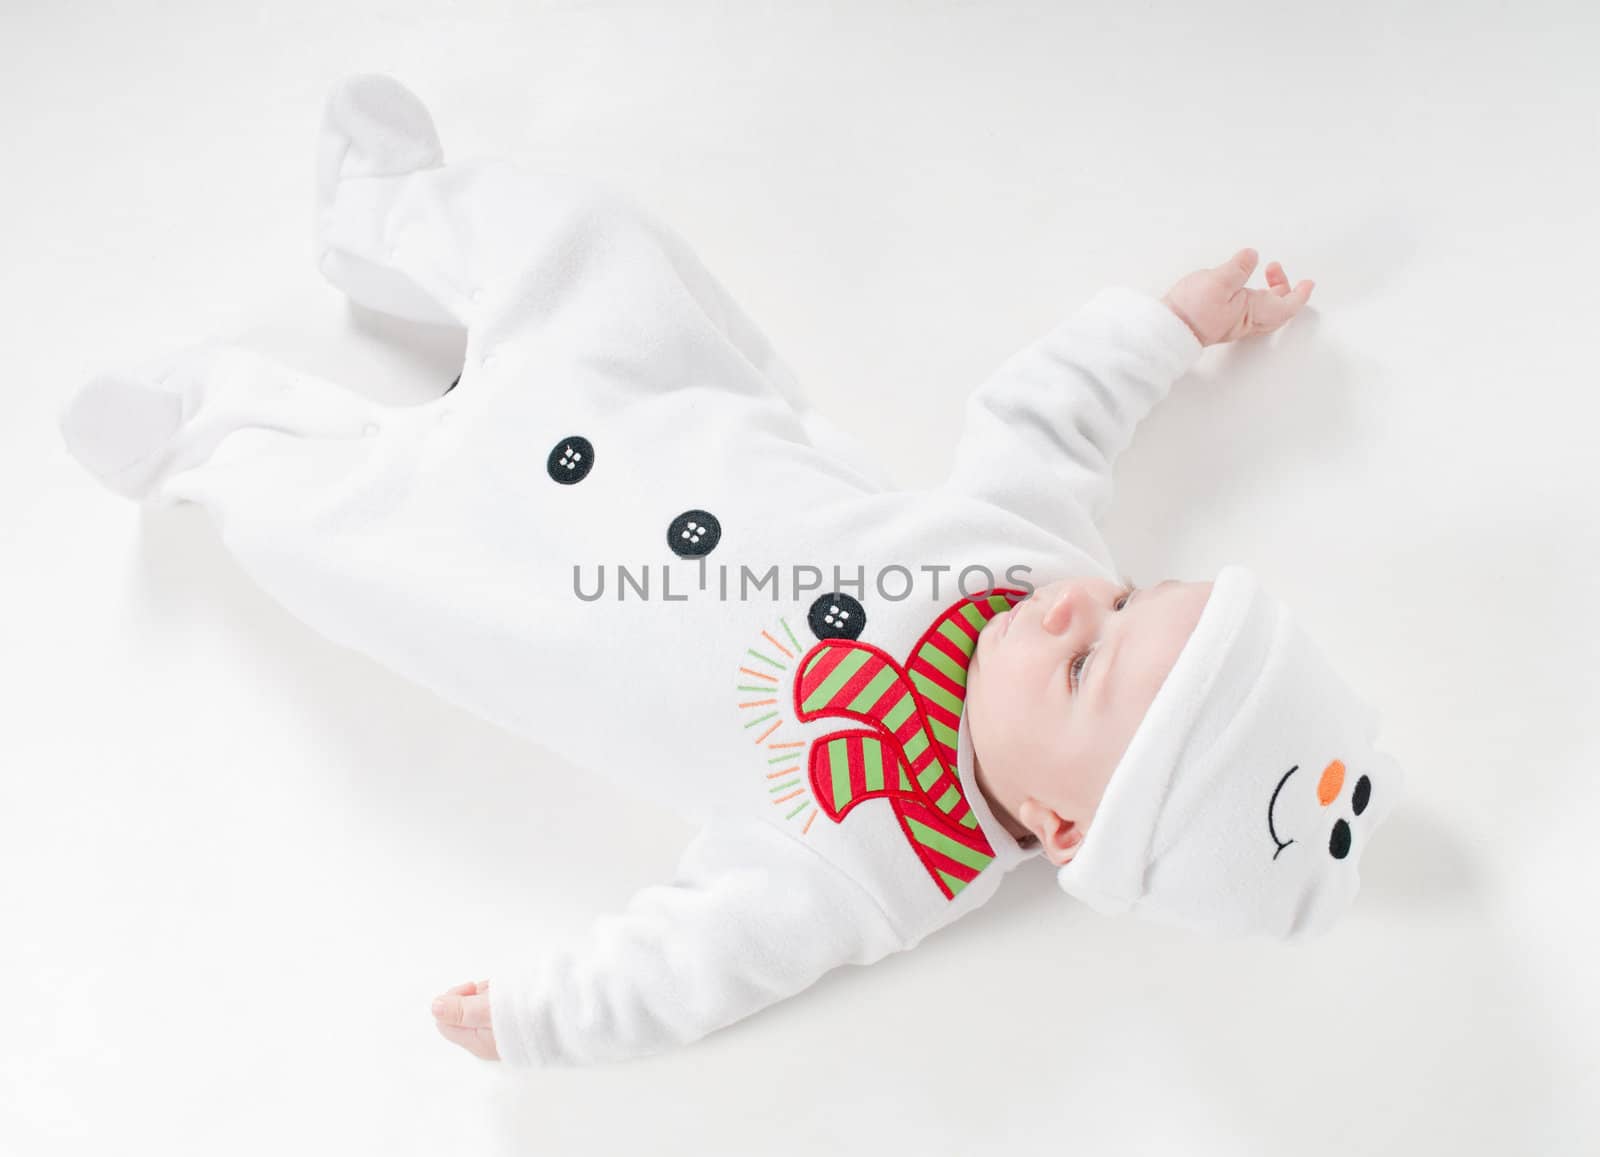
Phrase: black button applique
[
  {"left": 547, "top": 435, "right": 595, "bottom": 485},
  {"left": 667, "top": 509, "right": 721, "bottom": 557},
  {"left": 1329, "top": 818, "right": 1352, "bottom": 860},
  {"left": 807, "top": 592, "right": 866, "bottom": 641}
]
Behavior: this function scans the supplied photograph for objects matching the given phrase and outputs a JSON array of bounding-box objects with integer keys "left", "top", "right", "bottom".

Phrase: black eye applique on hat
[
  {"left": 1267, "top": 759, "right": 1374, "bottom": 862},
  {"left": 1352, "top": 774, "right": 1371, "bottom": 816}
]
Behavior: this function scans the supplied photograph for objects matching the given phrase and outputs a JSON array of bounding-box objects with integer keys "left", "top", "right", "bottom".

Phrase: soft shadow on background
[{"left": 4, "top": 2, "right": 1597, "bottom": 1155}]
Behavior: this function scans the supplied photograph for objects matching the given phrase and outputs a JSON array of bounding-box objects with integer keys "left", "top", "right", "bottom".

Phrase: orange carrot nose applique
[{"left": 1317, "top": 759, "right": 1346, "bottom": 806}]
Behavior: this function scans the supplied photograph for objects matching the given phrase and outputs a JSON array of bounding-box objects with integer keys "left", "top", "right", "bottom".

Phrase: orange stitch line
[
  {"left": 768, "top": 740, "right": 805, "bottom": 749},
  {"left": 761, "top": 630, "right": 794, "bottom": 660},
  {"left": 772, "top": 789, "right": 804, "bottom": 804},
  {"left": 802, "top": 810, "right": 818, "bottom": 835},
  {"left": 753, "top": 719, "right": 784, "bottom": 744},
  {"left": 739, "top": 667, "right": 779, "bottom": 682},
  {"left": 738, "top": 699, "right": 778, "bottom": 708},
  {"left": 766, "top": 765, "right": 801, "bottom": 778}
]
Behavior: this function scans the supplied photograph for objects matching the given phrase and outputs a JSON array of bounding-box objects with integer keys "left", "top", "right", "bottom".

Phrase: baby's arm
[
  {"left": 435, "top": 818, "right": 903, "bottom": 1065},
  {"left": 945, "top": 249, "right": 1312, "bottom": 534}
]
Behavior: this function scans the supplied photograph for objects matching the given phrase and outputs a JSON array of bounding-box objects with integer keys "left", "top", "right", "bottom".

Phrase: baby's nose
[{"left": 1040, "top": 588, "right": 1081, "bottom": 635}]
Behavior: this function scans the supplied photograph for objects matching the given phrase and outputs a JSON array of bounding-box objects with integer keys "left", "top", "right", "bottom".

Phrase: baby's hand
[
  {"left": 1161, "top": 248, "right": 1314, "bottom": 347},
  {"left": 431, "top": 979, "right": 500, "bottom": 1061}
]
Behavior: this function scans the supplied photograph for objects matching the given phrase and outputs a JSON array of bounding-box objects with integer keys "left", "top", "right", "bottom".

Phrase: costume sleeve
[
  {"left": 945, "top": 288, "right": 1204, "bottom": 533},
  {"left": 487, "top": 816, "right": 905, "bottom": 1066}
]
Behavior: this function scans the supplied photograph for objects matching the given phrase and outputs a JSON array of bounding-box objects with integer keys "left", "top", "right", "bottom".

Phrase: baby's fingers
[
  {"left": 1212, "top": 247, "right": 1260, "bottom": 291},
  {"left": 433, "top": 989, "right": 493, "bottom": 1029},
  {"left": 1265, "top": 261, "right": 1291, "bottom": 296},
  {"left": 431, "top": 979, "right": 501, "bottom": 1061},
  {"left": 1248, "top": 280, "right": 1314, "bottom": 332}
]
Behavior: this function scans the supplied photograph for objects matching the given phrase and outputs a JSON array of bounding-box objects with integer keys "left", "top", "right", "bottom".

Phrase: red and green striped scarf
[{"left": 793, "top": 589, "right": 1027, "bottom": 899}]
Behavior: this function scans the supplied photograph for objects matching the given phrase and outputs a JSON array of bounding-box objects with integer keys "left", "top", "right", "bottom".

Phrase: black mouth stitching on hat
[{"left": 1268, "top": 764, "right": 1299, "bottom": 861}]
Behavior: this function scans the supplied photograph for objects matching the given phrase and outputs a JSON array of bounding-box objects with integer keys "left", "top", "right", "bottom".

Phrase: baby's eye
[
  {"left": 1114, "top": 586, "right": 1135, "bottom": 612},
  {"left": 1068, "top": 651, "right": 1088, "bottom": 692}
]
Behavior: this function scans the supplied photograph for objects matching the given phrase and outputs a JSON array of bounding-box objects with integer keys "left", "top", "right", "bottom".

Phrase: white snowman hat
[{"left": 1055, "top": 564, "right": 1404, "bottom": 939}]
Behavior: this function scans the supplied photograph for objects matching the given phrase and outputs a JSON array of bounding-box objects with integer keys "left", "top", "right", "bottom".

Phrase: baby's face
[{"left": 966, "top": 575, "right": 1213, "bottom": 862}]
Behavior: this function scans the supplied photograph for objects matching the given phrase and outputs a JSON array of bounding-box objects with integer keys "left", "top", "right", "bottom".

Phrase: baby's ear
[{"left": 1017, "top": 799, "right": 1084, "bottom": 866}]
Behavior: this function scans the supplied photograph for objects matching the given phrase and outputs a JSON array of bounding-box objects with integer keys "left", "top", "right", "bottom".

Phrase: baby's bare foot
[{"left": 431, "top": 979, "right": 499, "bottom": 1061}]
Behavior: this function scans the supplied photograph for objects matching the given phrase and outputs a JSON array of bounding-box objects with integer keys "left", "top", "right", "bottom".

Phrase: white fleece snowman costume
[{"left": 61, "top": 75, "right": 1402, "bottom": 1066}]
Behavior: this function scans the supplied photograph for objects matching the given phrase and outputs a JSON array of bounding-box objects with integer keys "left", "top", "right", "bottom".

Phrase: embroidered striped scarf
[{"left": 793, "top": 589, "right": 1027, "bottom": 898}]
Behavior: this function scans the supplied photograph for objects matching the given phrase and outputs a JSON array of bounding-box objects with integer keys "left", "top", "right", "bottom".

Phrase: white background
[{"left": 3, "top": 1, "right": 1597, "bottom": 1153}]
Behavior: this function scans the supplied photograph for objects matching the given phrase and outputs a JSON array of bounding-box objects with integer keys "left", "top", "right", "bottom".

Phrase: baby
[{"left": 60, "top": 74, "right": 1403, "bottom": 1066}]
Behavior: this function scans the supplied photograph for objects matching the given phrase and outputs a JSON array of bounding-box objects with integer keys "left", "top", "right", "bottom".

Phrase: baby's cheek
[
  {"left": 988, "top": 689, "right": 1078, "bottom": 799},
  {"left": 1056, "top": 712, "right": 1128, "bottom": 822}
]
